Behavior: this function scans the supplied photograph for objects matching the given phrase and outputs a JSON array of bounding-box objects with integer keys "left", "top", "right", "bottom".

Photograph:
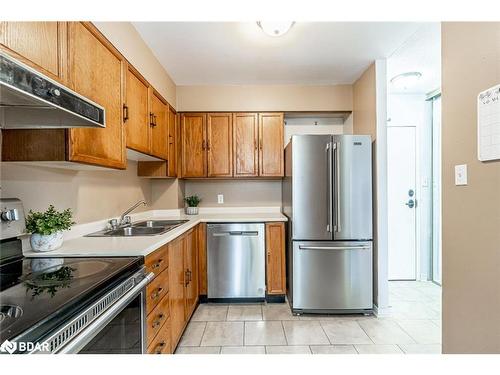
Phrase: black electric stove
[
  {"left": 0, "top": 254, "right": 143, "bottom": 343},
  {"left": 0, "top": 198, "right": 149, "bottom": 354}
]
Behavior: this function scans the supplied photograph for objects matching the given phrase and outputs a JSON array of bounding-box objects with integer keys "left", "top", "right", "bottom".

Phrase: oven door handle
[{"left": 57, "top": 272, "right": 155, "bottom": 354}]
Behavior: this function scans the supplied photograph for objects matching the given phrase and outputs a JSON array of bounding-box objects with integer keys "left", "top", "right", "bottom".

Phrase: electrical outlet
[
  {"left": 455, "top": 164, "right": 468, "bottom": 186},
  {"left": 217, "top": 194, "right": 224, "bottom": 204}
]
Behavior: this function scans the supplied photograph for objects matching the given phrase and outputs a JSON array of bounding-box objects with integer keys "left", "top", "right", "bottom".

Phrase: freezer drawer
[
  {"left": 292, "top": 241, "right": 373, "bottom": 312},
  {"left": 207, "top": 223, "right": 265, "bottom": 299}
]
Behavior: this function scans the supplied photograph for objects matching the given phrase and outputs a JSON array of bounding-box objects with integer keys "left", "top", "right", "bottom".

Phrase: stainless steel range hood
[{"left": 0, "top": 52, "right": 105, "bottom": 129}]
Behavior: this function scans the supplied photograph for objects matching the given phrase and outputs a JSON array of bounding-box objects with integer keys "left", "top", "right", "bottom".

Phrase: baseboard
[{"left": 265, "top": 294, "right": 286, "bottom": 303}]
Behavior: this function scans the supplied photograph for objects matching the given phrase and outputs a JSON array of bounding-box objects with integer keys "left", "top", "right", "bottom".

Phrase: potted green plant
[
  {"left": 26, "top": 205, "right": 75, "bottom": 252},
  {"left": 184, "top": 195, "right": 201, "bottom": 215}
]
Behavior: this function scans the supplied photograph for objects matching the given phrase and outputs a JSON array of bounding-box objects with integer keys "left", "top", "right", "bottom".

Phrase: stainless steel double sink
[{"left": 86, "top": 220, "right": 189, "bottom": 237}]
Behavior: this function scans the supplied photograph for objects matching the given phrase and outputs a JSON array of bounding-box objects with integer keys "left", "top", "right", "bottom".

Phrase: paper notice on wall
[{"left": 478, "top": 84, "right": 500, "bottom": 161}]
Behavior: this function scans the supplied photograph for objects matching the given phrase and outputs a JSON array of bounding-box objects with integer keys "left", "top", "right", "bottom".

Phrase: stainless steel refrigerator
[{"left": 282, "top": 134, "right": 373, "bottom": 314}]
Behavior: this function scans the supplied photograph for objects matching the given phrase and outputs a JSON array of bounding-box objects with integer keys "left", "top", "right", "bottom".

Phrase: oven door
[
  {"left": 52, "top": 271, "right": 153, "bottom": 354},
  {"left": 78, "top": 291, "right": 146, "bottom": 354}
]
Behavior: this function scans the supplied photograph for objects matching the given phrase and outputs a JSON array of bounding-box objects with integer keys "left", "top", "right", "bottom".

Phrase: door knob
[{"left": 405, "top": 199, "right": 415, "bottom": 208}]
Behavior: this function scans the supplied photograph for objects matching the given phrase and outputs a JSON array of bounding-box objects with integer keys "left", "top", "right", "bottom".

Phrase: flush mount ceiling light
[
  {"left": 390, "top": 71, "right": 423, "bottom": 90},
  {"left": 257, "top": 21, "right": 295, "bottom": 37}
]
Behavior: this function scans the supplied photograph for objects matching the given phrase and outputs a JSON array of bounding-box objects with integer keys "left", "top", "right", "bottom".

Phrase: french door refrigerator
[{"left": 282, "top": 134, "right": 373, "bottom": 314}]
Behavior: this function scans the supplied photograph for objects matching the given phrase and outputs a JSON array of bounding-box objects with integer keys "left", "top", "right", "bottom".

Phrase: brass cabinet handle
[
  {"left": 150, "top": 112, "right": 155, "bottom": 127},
  {"left": 151, "top": 287, "right": 163, "bottom": 299},
  {"left": 123, "top": 105, "right": 129, "bottom": 122},
  {"left": 202, "top": 140, "right": 206, "bottom": 150},
  {"left": 154, "top": 341, "right": 166, "bottom": 354},
  {"left": 206, "top": 140, "right": 210, "bottom": 151},
  {"left": 152, "top": 313, "right": 165, "bottom": 328},
  {"left": 267, "top": 251, "right": 271, "bottom": 262},
  {"left": 259, "top": 138, "right": 263, "bottom": 149},
  {"left": 152, "top": 259, "right": 164, "bottom": 269},
  {"left": 153, "top": 114, "right": 157, "bottom": 127}
]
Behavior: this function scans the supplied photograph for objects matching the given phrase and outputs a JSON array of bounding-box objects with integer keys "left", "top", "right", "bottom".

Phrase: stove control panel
[{"left": 0, "top": 198, "right": 26, "bottom": 240}]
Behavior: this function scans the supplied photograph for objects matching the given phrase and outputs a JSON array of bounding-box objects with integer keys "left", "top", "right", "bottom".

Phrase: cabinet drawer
[
  {"left": 147, "top": 317, "right": 171, "bottom": 354},
  {"left": 145, "top": 244, "right": 169, "bottom": 278},
  {"left": 146, "top": 268, "right": 169, "bottom": 314},
  {"left": 147, "top": 293, "right": 170, "bottom": 347}
]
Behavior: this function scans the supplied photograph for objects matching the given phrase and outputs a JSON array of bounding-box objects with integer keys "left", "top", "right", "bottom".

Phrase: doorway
[{"left": 387, "top": 126, "right": 417, "bottom": 280}]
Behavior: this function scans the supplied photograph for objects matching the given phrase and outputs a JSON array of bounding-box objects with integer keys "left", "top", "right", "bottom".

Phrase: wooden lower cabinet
[
  {"left": 184, "top": 228, "right": 199, "bottom": 318},
  {"left": 147, "top": 318, "right": 171, "bottom": 354},
  {"left": 197, "top": 223, "right": 208, "bottom": 296},
  {"left": 144, "top": 221, "right": 286, "bottom": 354},
  {"left": 265, "top": 222, "right": 287, "bottom": 295},
  {"left": 168, "top": 235, "right": 186, "bottom": 350},
  {"left": 144, "top": 244, "right": 172, "bottom": 354}
]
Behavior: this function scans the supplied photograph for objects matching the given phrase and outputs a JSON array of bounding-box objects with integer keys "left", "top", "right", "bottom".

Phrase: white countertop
[{"left": 23, "top": 208, "right": 287, "bottom": 258}]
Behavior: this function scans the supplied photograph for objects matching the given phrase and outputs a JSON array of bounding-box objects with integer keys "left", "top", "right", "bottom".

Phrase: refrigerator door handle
[
  {"left": 334, "top": 142, "right": 341, "bottom": 232},
  {"left": 327, "top": 142, "right": 333, "bottom": 233},
  {"left": 298, "top": 245, "right": 370, "bottom": 251}
]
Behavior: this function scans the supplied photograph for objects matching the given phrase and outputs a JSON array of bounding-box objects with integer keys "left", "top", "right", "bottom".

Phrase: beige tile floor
[{"left": 175, "top": 281, "right": 442, "bottom": 354}]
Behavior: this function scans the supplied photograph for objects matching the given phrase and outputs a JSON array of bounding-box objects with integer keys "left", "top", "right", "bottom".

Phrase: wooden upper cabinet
[
  {"left": 259, "top": 113, "right": 284, "bottom": 177},
  {"left": 265, "top": 222, "right": 286, "bottom": 295},
  {"left": 67, "top": 22, "right": 126, "bottom": 169},
  {"left": 0, "top": 22, "right": 68, "bottom": 84},
  {"left": 207, "top": 113, "right": 233, "bottom": 177},
  {"left": 181, "top": 113, "right": 206, "bottom": 177},
  {"left": 125, "top": 66, "right": 150, "bottom": 154},
  {"left": 167, "top": 106, "right": 178, "bottom": 177},
  {"left": 150, "top": 91, "right": 169, "bottom": 160},
  {"left": 233, "top": 113, "right": 259, "bottom": 177}
]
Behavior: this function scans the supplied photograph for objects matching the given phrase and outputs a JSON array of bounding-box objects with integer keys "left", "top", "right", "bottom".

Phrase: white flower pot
[
  {"left": 30, "top": 231, "right": 64, "bottom": 252},
  {"left": 185, "top": 206, "right": 199, "bottom": 215}
]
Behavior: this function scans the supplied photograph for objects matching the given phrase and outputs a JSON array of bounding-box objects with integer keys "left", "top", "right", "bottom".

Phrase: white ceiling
[
  {"left": 133, "top": 22, "right": 429, "bottom": 86},
  {"left": 387, "top": 23, "right": 441, "bottom": 94}
]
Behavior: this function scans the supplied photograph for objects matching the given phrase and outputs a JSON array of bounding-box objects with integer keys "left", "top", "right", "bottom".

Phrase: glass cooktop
[{"left": 0, "top": 256, "right": 142, "bottom": 343}]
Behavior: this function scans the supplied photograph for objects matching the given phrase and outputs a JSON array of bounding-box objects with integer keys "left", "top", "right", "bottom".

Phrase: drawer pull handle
[
  {"left": 151, "top": 287, "right": 164, "bottom": 299},
  {"left": 152, "top": 313, "right": 165, "bottom": 328},
  {"left": 152, "top": 259, "right": 164, "bottom": 269},
  {"left": 154, "top": 341, "right": 166, "bottom": 354}
]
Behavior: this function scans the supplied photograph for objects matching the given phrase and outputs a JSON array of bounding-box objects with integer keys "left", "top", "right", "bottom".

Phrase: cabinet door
[
  {"left": 265, "top": 222, "right": 286, "bottom": 294},
  {"left": 259, "top": 113, "right": 284, "bottom": 177},
  {"left": 67, "top": 22, "right": 126, "bottom": 169},
  {"left": 181, "top": 113, "right": 206, "bottom": 177},
  {"left": 168, "top": 236, "right": 186, "bottom": 348},
  {"left": 197, "top": 223, "right": 207, "bottom": 295},
  {"left": 150, "top": 91, "right": 169, "bottom": 160},
  {"left": 167, "top": 106, "right": 177, "bottom": 177},
  {"left": 0, "top": 22, "right": 67, "bottom": 84},
  {"left": 207, "top": 113, "right": 233, "bottom": 177},
  {"left": 125, "top": 66, "right": 150, "bottom": 154},
  {"left": 233, "top": 113, "right": 258, "bottom": 177},
  {"left": 184, "top": 229, "right": 199, "bottom": 319}
]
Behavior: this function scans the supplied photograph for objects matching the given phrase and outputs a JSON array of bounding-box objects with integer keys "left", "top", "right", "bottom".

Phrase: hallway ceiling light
[
  {"left": 257, "top": 21, "right": 295, "bottom": 37},
  {"left": 390, "top": 71, "right": 422, "bottom": 90}
]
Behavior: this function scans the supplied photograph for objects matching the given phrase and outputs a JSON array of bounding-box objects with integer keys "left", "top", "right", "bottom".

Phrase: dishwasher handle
[{"left": 212, "top": 231, "right": 259, "bottom": 237}]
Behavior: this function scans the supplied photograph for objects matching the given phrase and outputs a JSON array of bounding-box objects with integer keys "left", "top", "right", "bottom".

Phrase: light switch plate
[
  {"left": 217, "top": 194, "right": 224, "bottom": 204},
  {"left": 455, "top": 164, "right": 468, "bottom": 185}
]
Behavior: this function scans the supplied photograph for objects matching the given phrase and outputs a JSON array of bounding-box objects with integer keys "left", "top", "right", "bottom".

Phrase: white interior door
[{"left": 387, "top": 126, "right": 417, "bottom": 280}]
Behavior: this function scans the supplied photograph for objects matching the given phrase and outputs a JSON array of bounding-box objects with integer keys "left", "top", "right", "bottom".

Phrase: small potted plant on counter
[
  {"left": 26, "top": 205, "right": 75, "bottom": 252},
  {"left": 184, "top": 195, "right": 201, "bottom": 215}
]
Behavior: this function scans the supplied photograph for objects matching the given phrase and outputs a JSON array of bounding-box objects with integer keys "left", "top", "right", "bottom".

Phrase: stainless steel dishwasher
[{"left": 207, "top": 223, "right": 265, "bottom": 300}]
